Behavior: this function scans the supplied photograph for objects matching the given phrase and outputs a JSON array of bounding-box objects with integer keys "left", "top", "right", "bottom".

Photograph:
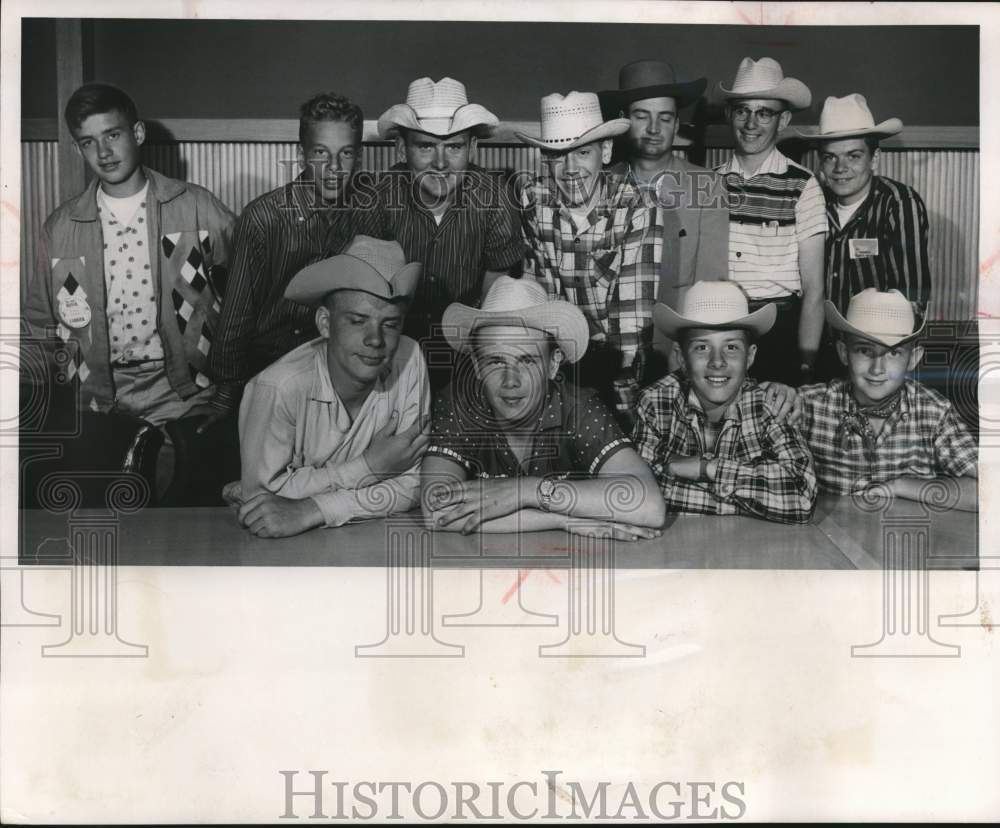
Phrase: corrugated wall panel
[{"left": 20, "top": 140, "right": 979, "bottom": 320}]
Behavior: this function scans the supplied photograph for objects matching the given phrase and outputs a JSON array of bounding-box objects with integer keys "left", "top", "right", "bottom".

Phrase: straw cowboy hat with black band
[
  {"left": 285, "top": 236, "right": 421, "bottom": 307},
  {"left": 718, "top": 57, "right": 812, "bottom": 112},
  {"left": 515, "top": 91, "right": 630, "bottom": 152},
  {"left": 653, "top": 281, "right": 777, "bottom": 340},
  {"left": 377, "top": 77, "right": 498, "bottom": 139},
  {"left": 601, "top": 59, "right": 707, "bottom": 113},
  {"left": 442, "top": 276, "right": 590, "bottom": 364},
  {"left": 797, "top": 93, "right": 903, "bottom": 142},
  {"left": 824, "top": 288, "right": 924, "bottom": 348}
]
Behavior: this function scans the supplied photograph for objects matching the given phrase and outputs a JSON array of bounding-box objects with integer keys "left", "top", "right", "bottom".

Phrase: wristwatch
[{"left": 537, "top": 478, "right": 557, "bottom": 512}]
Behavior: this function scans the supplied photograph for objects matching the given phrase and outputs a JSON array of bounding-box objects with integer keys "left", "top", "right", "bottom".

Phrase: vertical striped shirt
[
  {"left": 209, "top": 176, "right": 356, "bottom": 404},
  {"left": 824, "top": 176, "right": 931, "bottom": 315},
  {"left": 350, "top": 164, "right": 526, "bottom": 344},
  {"left": 633, "top": 372, "right": 818, "bottom": 523},
  {"left": 716, "top": 148, "right": 828, "bottom": 299},
  {"left": 797, "top": 379, "right": 977, "bottom": 495}
]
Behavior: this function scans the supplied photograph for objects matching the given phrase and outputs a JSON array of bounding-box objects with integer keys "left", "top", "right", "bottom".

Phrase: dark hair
[
  {"left": 863, "top": 135, "right": 880, "bottom": 154},
  {"left": 64, "top": 83, "right": 139, "bottom": 132},
  {"left": 299, "top": 93, "right": 363, "bottom": 146}
]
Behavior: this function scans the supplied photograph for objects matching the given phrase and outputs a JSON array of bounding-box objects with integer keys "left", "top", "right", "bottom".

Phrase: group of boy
[{"left": 23, "top": 53, "right": 973, "bottom": 538}]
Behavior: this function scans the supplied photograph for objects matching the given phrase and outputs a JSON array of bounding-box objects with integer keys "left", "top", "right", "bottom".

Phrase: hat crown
[
  {"left": 618, "top": 59, "right": 681, "bottom": 90},
  {"left": 678, "top": 281, "right": 752, "bottom": 325},
  {"left": 342, "top": 235, "right": 407, "bottom": 283},
  {"left": 478, "top": 276, "right": 551, "bottom": 316},
  {"left": 729, "top": 56, "right": 786, "bottom": 95},
  {"left": 844, "top": 288, "right": 916, "bottom": 338},
  {"left": 405, "top": 76, "right": 470, "bottom": 118},
  {"left": 819, "top": 93, "right": 877, "bottom": 134},
  {"left": 538, "top": 91, "right": 606, "bottom": 143}
]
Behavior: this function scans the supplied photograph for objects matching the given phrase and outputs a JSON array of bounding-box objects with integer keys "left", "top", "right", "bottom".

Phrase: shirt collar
[
  {"left": 838, "top": 377, "right": 913, "bottom": 419},
  {"left": 721, "top": 146, "right": 787, "bottom": 179},
  {"left": 682, "top": 383, "right": 743, "bottom": 425}
]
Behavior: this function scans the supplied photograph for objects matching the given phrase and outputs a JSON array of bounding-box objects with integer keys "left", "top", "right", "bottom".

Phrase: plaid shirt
[
  {"left": 633, "top": 373, "right": 818, "bottom": 523},
  {"left": 520, "top": 174, "right": 658, "bottom": 418},
  {"left": 797, "top": 379, "right": 978, "bottom": 494}
]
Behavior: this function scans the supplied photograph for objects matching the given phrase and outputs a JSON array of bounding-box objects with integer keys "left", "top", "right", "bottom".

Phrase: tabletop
[{"left": 17, "top": 493, "right": 977, "bottom": 569}]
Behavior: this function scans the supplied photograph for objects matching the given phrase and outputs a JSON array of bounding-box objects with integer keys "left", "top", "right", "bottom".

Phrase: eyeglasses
[{"left": 730, "top": 105, "right": 784, "bottom": 125}]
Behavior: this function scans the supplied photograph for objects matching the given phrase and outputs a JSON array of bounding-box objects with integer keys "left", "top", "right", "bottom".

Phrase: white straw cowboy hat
[
  {"left": 797, "top": 93, "right": 903, "bottom": 141},
  {"left": 515, "top": 91, "right": 630, "bottom": 152},
  {"left": 377, "top": 77, "right": 498, "bottom": 139},
  {"left": 824, "top": 288, "right": 924, "bottom": 347},
  {"left": 718, "top": 57, "right": 812, "bottom": 111},
  {"left": 653, "top": 281, "right": 777, "bottom": 339},
  {"left": 442, "top": 276, "right": 590, "bottom": 363},
  {"left": 285, "top": 236, "right": 421, "bottom": 307}
]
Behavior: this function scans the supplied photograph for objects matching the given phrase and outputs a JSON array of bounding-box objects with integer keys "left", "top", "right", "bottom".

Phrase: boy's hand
[
  {"left": 221, "top": 480, "right": 243, "bottom": 506},
  {"left": 363, "top": 412, "right": 430, "bottom": 479},
  {"left": 565, "top": 520, "right": 662, "bottom": 542},
  {"left": 759, "top": 382, "right": 801, "bottom": 423},
  {"left": 236, "top": 492, "right": 324, "bottom": 538},
  {"left": 430, "top": 477, "right": 530, "bottom": 533}
]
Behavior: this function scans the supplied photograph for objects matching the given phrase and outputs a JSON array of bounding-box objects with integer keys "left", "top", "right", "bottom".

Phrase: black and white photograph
[{"left": 2, "top": 1, "right": 998, "bottom": 822}]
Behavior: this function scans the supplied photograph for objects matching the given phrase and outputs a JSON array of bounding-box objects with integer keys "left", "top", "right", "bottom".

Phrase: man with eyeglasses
[{"left": 716, "top": 57, "right": 827, "bottom": 387}]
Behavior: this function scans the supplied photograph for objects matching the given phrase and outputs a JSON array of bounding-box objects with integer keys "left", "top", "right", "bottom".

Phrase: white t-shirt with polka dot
[{"left": 98, "top": 182, "right": 163, "bottom": 363}]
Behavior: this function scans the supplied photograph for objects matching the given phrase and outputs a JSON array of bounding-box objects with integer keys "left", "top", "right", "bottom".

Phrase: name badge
[
  {"left": 849, "top": 238, "right": 879, "bottom": 259},
  {"left": 57, "top": 294, "right": 92, "bottom": 329}
]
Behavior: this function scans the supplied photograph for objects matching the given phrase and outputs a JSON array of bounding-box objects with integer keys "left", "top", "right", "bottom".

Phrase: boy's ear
[
  {"left": 315, "top": 305, "right": 331, "bottom": 338},
  {"left": 468, "top": 134, "right": 478, "bottom": 161},
  {"left": 745, "top": 342, "right": 757, "bottom": 371},
  {"left": 132, "top": 120, "right": 146, "bottom": 147},
  {"left": 600, "top": 139, "right": 613, "bottom": 165},
  {"left": 907, "top": 344, "right": 924, "bottom": 372},
  {"left": 672, "top": 339, "right": 685, "bottom": 371},
  {"left": 396, "top": 135, "right": 407, "bottom": 164},
  {"left": 548, "top": 346, "right": 565, "bottom": 380},
  {"left": 835, "top": 339, "right": 849, "bottom": 366},
  {"left": 778, "top": 109, "right": 793, "bottom": 132}
]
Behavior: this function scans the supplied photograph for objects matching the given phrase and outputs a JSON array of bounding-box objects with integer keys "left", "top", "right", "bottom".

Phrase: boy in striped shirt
[{"left": 796, "top": 289, "right": 977, "bottom": 510}]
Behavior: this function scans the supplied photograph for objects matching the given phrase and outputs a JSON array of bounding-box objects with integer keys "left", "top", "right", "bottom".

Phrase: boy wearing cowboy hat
[
  {"left": 517, "top": 91, "right": 659, "bottom": 430},
  {"left": 715, "top": 57, "right": 827, "bottom": 388},
  {"left": 602, "top": 60, "right": 730, "bottom": 373},
  {"left": 633, "top": 281, "right": 818, "bottom": 523},
  {"left": 796, "top": 289, "right": 976, "bottom": 510},
  {"left": 353, "top": 77, "right": 525, "bottom": 387},
  {"left": 803, "top": 94, "right": 930, "bottom": 380},
  {"left": 207, "top": 92, "right": 366, "bottom": 430},
  {"left": 420, "top": 276, "right": 664, "bottom": 538},
  {"left": 225, "top": 237, "right": 432, "bottom": 537}
]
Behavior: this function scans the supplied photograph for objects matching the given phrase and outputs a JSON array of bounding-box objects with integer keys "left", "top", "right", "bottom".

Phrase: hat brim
[
  {"left": 823, "top": 299, "right": 924, "bottom": 348},
  {"left": 718, "top": 78, "right": 812, "bottom": 111},
  {"left": 653, "top": 300, "right": 777, "bottom": 340},
  {"left": 441, "top": 301, "right": 590, "bottom": 364},
  {"left": 602, "top": 77, "right": 708, "bottom": 111},
  {"left": 285, "top": 256, "right": 422, "bottom": 308},
  {"left": 377, "top": 103, "right": 499, "bottom": 139},
  {"left": 514, "top": 118, "right": 631, "bottom": 152},
  {"left": 797, "top": 118, "right": 904, "bottom": 142}
]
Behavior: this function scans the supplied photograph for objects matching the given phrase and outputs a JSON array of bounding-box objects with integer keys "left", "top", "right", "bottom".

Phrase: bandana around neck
[{"left": 837, "top": 386, "right": 905, "bottom": 464}]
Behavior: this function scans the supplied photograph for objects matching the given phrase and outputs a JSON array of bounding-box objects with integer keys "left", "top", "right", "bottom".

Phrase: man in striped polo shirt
[
  {"left": 805, "top": 95, "right": 931, "bottom": 381},
  {"left": 716, "top": 57, "right": 827, "bottom": 387}
]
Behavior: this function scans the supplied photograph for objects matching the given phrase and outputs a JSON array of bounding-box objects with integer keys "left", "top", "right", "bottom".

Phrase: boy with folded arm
[{"left": 633, "top": 281, "right": 818, "bottom": 524}]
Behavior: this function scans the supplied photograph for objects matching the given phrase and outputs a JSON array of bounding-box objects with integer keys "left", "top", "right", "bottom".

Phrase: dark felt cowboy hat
[{"left": 601, "top": 60, "right": 707, "bottom": 112}]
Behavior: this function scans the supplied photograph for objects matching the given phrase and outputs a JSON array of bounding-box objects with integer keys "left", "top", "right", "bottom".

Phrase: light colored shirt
[
  {"left": 97, "top": 182, "right": 163, "bottom": 362},
  {"left": 238, "top": 336, "right": 430, "bottom": 527},
  {"left": 716, "top": 147, "right": 827, "bottom": 299},
  {"left": 835, "top": 199, "right": 864, "bottom": 227}
]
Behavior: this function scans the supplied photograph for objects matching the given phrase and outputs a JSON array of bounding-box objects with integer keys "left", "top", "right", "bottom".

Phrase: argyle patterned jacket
[{"left": 25, "top": 167, "right": 235, "bottom": 412}]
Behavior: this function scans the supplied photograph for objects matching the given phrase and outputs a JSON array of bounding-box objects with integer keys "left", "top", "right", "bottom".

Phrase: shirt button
[
  {"left": 293, "top": 329, "right": 302, "bottom": 336},
  {"left": 736, "top": 252, "right": 742, "bottom": 258}
]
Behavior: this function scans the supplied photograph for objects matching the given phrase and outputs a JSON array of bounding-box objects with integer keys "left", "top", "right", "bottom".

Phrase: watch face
[{"left": 540, "top": 479, "right": 556, "bottom": 496}]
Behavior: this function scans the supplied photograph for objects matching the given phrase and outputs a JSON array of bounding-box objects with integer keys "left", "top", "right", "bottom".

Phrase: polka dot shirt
[{"left": 426, "top": 379, "right": 633, "bottom": 478}]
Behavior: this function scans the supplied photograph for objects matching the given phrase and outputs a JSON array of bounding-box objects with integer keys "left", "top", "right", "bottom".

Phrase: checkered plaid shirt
[
  {"left": 633, "top": 373, "right": 818, "bottom": 523},
  {"left": 520, "top": 174, "right": 657, "bottom": 417},
  {"left": 797, "top": 379, "right": 978, "bottom": 494}
]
